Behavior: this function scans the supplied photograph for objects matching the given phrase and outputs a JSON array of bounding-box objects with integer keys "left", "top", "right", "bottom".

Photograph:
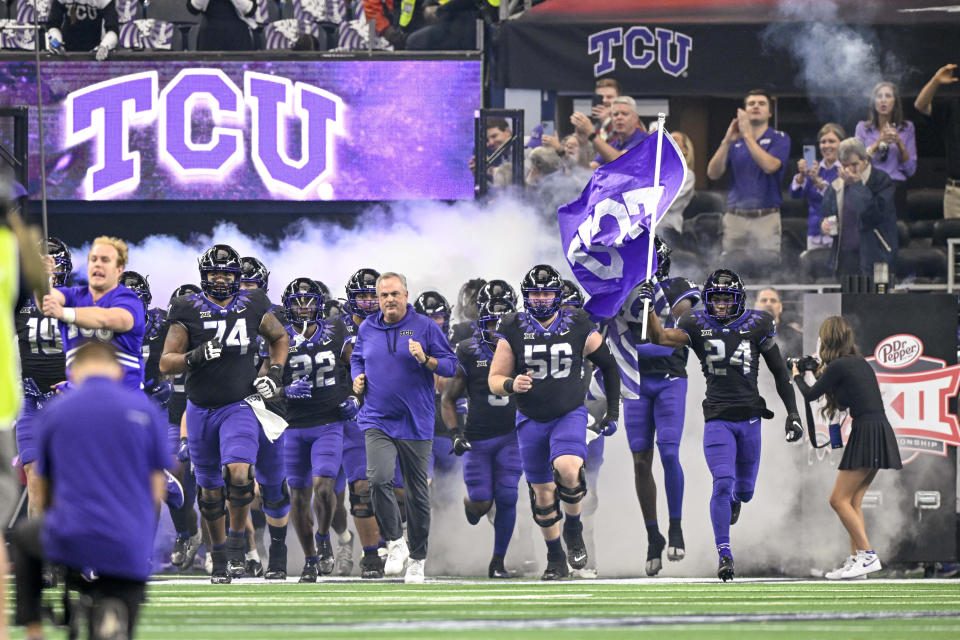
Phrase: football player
[
  {"left": 233, "top": 256, "right": 289, "bottom": 579},
  {"left": 160, "top": 244, "right": 290, "bottom": 584},
  {"left": 164, "top": 284, "right": 204, "bottom": 571},
  {"left": 642, "top": 268, "right": 803, "bottom": 582},
  {"left": 275, "top": 278, "right": 357, "bottom": 582},
  {"left": 441, "top": 296, "right": 520, "bottom": 578},
  {"left": 449, "top": 277, "right": 487, "bottom": 343},
  {"left": 15, "top": 237, "right": 69, "bottom": 587},
  {"left": 604, "top": 238, "right": 699, "bottom": 575},
  {"left": 414, "top": 291, "right": 459, "bottom": 492},
  {"left": 40, "top": 236, "right": 145, "bottom": 391},
  {"left": 341, "top": 268, "right": 387, "bottom": 578},
  {"left": 488, "top": 265, "right": 621, "bottom": 580}
]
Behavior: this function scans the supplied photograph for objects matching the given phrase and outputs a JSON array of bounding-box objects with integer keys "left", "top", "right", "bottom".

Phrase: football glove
[
  {"left": 284, "top": 376, "right": 313, "bottom": 399},
  {"left": 785, "top": 412, "right": 804, "bottom": 443},
  {"left": 455, "top": 397, "right": 468, "bottom": 415},
  {"left": 253, "top": 365, "right": 284, "bottom": 400},
  {"left": 147, "top": 379, "right": 174, "bottom": 407},
  {"left": 450, "top": 428, "right": 472, "bottom": 456},
  {"left": 176, "top": 438, "right": 190, "bottom": 462},
  {"left": 185, "top": 338, "right": 222, "bottom": 369},
  {"left": 338, "top": 396, "right": 360, "bottom": 420}
]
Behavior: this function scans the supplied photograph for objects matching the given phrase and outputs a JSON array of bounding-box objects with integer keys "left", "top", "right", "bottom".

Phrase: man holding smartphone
[
  {"left": 571, "top": 96, "right": 648, "bottom": 169},
  {"left": 591, "top": 78, "right": 622, "bottom": 142}
]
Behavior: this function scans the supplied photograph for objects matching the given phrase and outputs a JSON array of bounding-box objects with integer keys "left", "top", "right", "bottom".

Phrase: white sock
[
  {"left": 245, "top": 549, "right": 260, "bottom": 562},
  {"left": 338, "top": 530, "right": 353, "bottom": 545}
]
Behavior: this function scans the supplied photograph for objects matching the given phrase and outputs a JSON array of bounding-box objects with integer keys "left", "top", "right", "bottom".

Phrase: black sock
[
  {"left": 546, "top": 536, "right": 564, "bottom": 561},
  {"left": 669, "top": 518, "right": 682, "bottom": 533},
  {"left": 268, "top": 524, "right": 286, "bottom": 546},
  {"left": 563, "top": 513, "right": 582, "bottom": 535},
  {"left": 363, "top": 545, "right": 379, "bottom": 558},
  {"left": 645, "top": 521, "right": 660, "bottom": 537}
]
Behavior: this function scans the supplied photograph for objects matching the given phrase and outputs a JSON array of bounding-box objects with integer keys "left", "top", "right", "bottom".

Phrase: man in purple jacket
[{"left": 351, "top": 271, "right": 458, "bottom": 584}]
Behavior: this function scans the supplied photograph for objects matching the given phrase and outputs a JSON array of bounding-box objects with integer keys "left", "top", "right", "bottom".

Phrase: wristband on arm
[{"left": 502, "top": 377, "right": 515, "bottom": 395}]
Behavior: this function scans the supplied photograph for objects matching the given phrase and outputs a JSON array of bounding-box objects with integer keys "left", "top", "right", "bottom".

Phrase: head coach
[{"left": 350, "top": 272, "right": 458, "bottom": 584}]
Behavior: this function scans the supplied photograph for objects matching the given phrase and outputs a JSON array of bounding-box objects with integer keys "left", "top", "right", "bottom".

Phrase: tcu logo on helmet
[
  {"left": 64, "top": 70, "right": 344, "bottom": 200},
  {"left": 588, "top": 27, "right": 693, "bottom": 78}
]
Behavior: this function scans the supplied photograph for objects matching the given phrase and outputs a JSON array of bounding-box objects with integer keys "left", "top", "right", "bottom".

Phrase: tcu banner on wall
[{"left": 0, "top": 59, "right": 481, "bottom": 201}]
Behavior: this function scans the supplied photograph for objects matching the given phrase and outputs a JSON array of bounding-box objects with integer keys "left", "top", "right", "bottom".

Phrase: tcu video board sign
[{"left": 0, "top": 59, "right": 481, "bottom": 201}]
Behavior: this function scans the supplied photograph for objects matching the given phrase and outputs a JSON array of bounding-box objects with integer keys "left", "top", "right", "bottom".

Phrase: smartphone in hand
[
  {"left": 542, "top": 121, "right": 556, "bottom": 137},
  {"left": 591, "top": 93, "right": 605, "bottom": 107},
  {"left": 803, "top": 145, "right": 817, "bottom": 169}
]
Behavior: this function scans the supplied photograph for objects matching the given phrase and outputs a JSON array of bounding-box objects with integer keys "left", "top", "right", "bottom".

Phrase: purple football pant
[
  {"left": 15, "top": 396, "right": 41, "bottom": 465},
  {"left": 255, "top": 424, "right": 285, "bottom": 488},
  {"left": 462, "top": 432, "right": 522, "bottom": 503},
  {"left": 283, "top": 422, "right": 345, "bottom": 489},
  {"left": 516, "top": 406, "right": 588, "bottom": 485},
  {"left": 623, "top": 375, "right": 687, "bottom": 519},
  {"left": 703, "top": 418, "right": 762, "bottom": 551},
  {"left": 186, "top": 400, "right": 260, "bottom": 489}
]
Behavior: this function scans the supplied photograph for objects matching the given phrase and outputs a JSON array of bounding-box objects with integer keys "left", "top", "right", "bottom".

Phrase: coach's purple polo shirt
[
  {"left": 725, "top": 127, "right": 791, "bottom": 210},
  {"left": 594, "top": 128, "right": 649, "bottom": 165}
]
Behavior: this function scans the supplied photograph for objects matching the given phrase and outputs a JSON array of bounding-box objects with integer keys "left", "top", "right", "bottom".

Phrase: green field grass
[{"left": 13, "top": 577, "right": 960, "bottom": 639}]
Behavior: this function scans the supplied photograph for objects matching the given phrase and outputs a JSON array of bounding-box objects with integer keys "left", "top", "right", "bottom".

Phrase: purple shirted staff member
[
  {"left": 707, "top": 89, "right": 791, "bottom": 267},
  {"left": 40, "top": 236, "right": 146, "bottom": 391},
  {"left": 641, "top": 268, "right": 803, "bottom": 582},
  {"left": 488, "top": 264, "right": 621, "bottom": 581},
  {"left": 160, "top": 244, "right": 290, "bottom": 584},
  {"left": 10, "top": 341, "right": 170, "bottom": 640},
  {"left": 350, "top": 271, "right": 458, "bottom": 584}
]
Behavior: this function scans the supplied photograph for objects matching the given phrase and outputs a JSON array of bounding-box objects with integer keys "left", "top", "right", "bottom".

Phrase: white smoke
[{"left": 761, "top": 0, "right": 916, "bottom": 122}]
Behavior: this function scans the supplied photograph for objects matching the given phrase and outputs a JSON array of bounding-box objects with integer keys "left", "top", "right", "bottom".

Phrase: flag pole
[{"left": 640, "top": 113, "right": 667, "bottom": 341}]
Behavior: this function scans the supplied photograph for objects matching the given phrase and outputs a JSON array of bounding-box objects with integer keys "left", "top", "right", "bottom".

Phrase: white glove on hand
[{"left": 94, "top": 46, "right": 109, "bottom": 61}]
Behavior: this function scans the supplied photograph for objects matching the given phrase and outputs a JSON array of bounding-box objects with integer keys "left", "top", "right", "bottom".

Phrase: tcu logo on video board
[
  {"left": 64, "top": 70, "right": 344, "bottom": 200},
  {"left": 588, "top": 27, "right": 692, "bottom": 78}
]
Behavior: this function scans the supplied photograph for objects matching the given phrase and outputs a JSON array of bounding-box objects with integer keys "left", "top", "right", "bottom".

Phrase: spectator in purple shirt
[
  {"left": 707, "top": 89, "right": 791, "bottom": 267},
  {"left": 855, "top": 82, "right": 916, "bottom": 220},
  {"left": 791, "top": 123, "right": 845, "bottom": 250},
  {"left": 571, "top": 96, "right": 648, "bottom": 169}
]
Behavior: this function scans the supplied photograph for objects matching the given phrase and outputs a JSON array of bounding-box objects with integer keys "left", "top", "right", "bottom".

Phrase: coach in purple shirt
[
  {"left": 351, "top": 271, "right": 457, "bottom": 581},
  {"left": 707, "top": 89, "right": 791, "bottom": 265}
]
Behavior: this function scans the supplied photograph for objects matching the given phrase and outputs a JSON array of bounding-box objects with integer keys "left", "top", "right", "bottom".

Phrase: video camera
[{"left": 787, "top": 355, "right": 820, "bottom": 373}]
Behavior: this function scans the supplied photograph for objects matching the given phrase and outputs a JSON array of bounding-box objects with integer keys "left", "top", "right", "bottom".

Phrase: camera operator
[{"left": 792, "top": 316, "right": 901, "bottom": 580}]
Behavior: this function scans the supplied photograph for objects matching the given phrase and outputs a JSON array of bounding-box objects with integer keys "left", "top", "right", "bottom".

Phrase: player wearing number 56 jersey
[
  {"left": 643, "top": 268, "right": 803, "bottom": 582},
  {"left": 489, "top": 265, "right": 621, "bottom": 581},
  {"left": 161, "top": 244, "right": 290, "bottom": 584}
]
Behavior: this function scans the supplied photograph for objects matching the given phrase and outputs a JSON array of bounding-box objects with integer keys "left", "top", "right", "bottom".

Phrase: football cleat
[
  {"left": 384, "top": 538, "right": 409, "bottom": 576},
  {"left": 245, "top": 557, "right": 264, "bottom": 578},
  {"left": 210, "top": 550, "right": 231, "bottom": 584},
  {"left": 541, "top": 556, "right": 570, "bottom": 581},
  {"left": 488, "top": 556, "right": 512, "bottom": 579},
  {"left": 318, "top": 537, "right": 335, "bottom": 575},
  {"left": 210, "top": 570, "right": 232, "bottom": 585},
  {"left": 570, "top": 567, "right": 599, "bottom": 579},
  {"left": 404, "top": 558, "right": 425, "bottom": 584},
  {"left": 730, "top": 501, "right": 742, "bottom": 525},
  {"left": 667, "top": 524, "right": 685, "bottom": 562},
  {"left": 360, "top": 553, "right": 384, "bottom": 579},
  {"left": 718, "top": 555, "right": 735, "bottom": 582},
  {"left": 563, "top": 521, "right": 588, "bottom": 570},
  {"left": 646, "top": 530, "right": 666, "bottom": 576},
  {"left": 839, "top": 551, "right": 882, "bottom": 579},
  {"left": 299, "top": 561, "right": 319, "bottom": 583},
  {"left": 335, "top": 531, "right": 355, "bottom": 577}
]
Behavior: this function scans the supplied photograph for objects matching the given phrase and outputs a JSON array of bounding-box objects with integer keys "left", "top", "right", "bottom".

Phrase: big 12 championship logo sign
[
  {"left": 63, "top": 69, "right": 344, "bottom": 200},
  {"left": 867, "top": 334, "right": 960, "bottom": 464}
]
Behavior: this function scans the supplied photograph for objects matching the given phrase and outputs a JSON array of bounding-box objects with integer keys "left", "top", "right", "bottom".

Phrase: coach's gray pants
[{"left": 365, "top": 428, "right": 432, "bottom": 560}]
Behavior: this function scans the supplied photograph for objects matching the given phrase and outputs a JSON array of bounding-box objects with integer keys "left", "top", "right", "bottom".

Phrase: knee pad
[
  {"left": 223, "top": 465, "right": 256, "bottom": 509},
  {"left": 658, "top": 442, "right": 680, "bottom": 467},
  {"left": 348, "top": 480, "right": 374, "bottom": 519},
  {"left": 527, "top": 483, "right": 562, "bottom": 528},
  {"left": 554, "top": 465, "right": 588, "bottom": 504},
  {"left": 712, "top": 476, "right": 734, "bottom": 500},
  {"left": 197, "top": 487, "right": 226, "bottom": 522},
  {"left": 261, "top": 480, "right": 291, "bottom": 519}
]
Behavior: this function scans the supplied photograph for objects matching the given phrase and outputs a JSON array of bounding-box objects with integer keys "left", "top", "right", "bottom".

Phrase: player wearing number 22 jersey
[
  {"left": 643, "top": 268, "right": 803, "bottom": 582},
  {"left": 489, "top": 264, "right": 621, "bottom": 581},
  {"left": 161, "top": 244, "right": 289, "bottom": 584}
]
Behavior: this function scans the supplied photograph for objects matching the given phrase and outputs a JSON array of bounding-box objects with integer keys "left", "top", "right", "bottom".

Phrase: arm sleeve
[
  {"left": 793, "top": 359, "right": 841, "bottom": 402},
  {"left": 586, "top": 343, "right": 621, "bottom": 419},
  {"left": 760, "top": 343, "right": 798, "bottom": 414},
  {"left": 851, "top": 178, "right": 896, "bottom": 227},
  {"left": 149, "top": 401, "right": 173, "bottom": 471},
  {"left": 46, "top": 1, "right": 65, "bottom": 30},
  {"left": 349, "top": 328, "right": 365, "bottom": 379},
  {"left": 101, "top": 1, "right": 120, "bottom": 42},
  {"left": 114, "top": 289, "right": 145, "bottom": 333},
  {"left": 427, "top": 323, "right": 458, "bottom": 379},
  {"left": 187, "top": 0, "right": 209, "bottom": 14},
  {"left": 821, "top": 185, "right": 838, "bottom": 219},
  {"left": 899, "top": 121, "right": 917, "bottom": 177},
  {"left": 770, "top": 132, "right": 791, "bottom": 167}
]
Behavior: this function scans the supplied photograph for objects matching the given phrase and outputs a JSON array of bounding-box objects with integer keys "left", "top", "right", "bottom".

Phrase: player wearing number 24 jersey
[
  {"left": 161, "top": 244, "right": 290, "bottom": 584},
  {"left": 643, "top": 268, "right": 803, "bottom": 583}
]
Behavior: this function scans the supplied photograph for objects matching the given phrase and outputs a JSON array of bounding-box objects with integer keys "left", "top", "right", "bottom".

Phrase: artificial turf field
[{"left": 17, "top": 577, "right": 960, "bottom": 639}]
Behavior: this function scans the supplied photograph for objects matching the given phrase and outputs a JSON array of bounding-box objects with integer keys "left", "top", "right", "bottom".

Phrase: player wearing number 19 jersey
[
  {"left": 15, "top": 237, "right": 70, "bottom": 525},
  {"left": 643, "top": 268, "right": 803, "bottom": 582},
  {"left": 489, "top": 264, "right": 621, "bottom": 580},
  {"left": 161, "top": 244, "right": 290, "bottom": 584}
]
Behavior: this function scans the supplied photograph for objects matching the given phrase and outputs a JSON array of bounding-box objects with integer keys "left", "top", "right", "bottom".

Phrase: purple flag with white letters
[{"left": 557, "top": 130, "right": 687, "bottom": 319}]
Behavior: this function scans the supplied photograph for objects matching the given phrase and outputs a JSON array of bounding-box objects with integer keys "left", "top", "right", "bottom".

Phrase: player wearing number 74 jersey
[
  {"left": 161, "top": 244, "right": 290, "bottom": 584},
  {"left": 642, "top": 268, "right": 803, "bottom": 582}
]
